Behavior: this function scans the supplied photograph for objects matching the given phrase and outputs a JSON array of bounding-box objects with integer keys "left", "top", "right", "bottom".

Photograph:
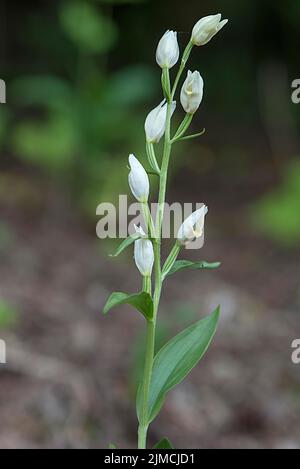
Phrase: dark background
[{"left": 0, "top": 0, "right": 299, "bottom": 448}]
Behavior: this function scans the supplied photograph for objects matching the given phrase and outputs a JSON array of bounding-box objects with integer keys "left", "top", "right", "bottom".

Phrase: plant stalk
[
  {"left": 138, "top": 58, "right": 189, "bottom": 447},
  {"left": 138, "top": 316, "right": 155, "bottom": 449}
]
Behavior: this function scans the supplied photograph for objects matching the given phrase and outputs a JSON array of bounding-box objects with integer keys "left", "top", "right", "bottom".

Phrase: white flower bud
[
  {"left": 128, "top": 154, "right": 149, "bottom": 202},
  {"left": 191, "top": 14, "right": 228, "bottom": 46},
  {"left": 177, "top": 205, "right": 208, "bottom": 246},
  {"left": 156, "top": 30, "right": 179, "bottom": 69},
  {"left": 180, "top": 70, "right": 204, "bottom": 114},
  {"left": 145, "top": 100, "right": 176, "bottom": 143},
  {"left": 134, "top": 236, "right": 154, "bottom": 277}
]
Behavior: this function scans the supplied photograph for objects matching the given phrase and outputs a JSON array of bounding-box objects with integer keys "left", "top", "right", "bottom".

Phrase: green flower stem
[
  {"left": 171, "top": 41, "right": 193, "bottom": 100},
  {"left": 138, "top": 274, "right": 154, "bottom": 449},
  {"left": 138, "top": 327, "right": 155, "bottom": 447},
  {"left": 138, "top": 58, "right": 189, "bottom": 448},
  {"left": 137, "top": 101, "right": 172, "bottom": 449}
]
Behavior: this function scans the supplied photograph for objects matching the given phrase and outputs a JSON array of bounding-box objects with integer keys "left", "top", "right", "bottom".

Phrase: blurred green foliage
[
  {"left": 59, "top": 1, "right": 118, "bottom": 53},
  {"left": 0, "top": 0, "right": 300, "bottom": 246},
  {"left": 252, "top": 159, "right": 300, "bottom": 247},
  {"left": 0, "top": 300, "right": 18, "bottom": 328},
  {"left": 6, "top": 0, "right": 157, "bottom": 214}
]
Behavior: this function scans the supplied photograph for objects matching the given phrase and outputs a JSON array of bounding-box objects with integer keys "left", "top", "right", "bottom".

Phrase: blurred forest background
[{"left": 0, "top": 0, "right": 300, "bottom": 449}]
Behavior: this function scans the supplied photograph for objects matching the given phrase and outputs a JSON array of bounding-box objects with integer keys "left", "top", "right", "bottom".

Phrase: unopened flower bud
[
  {"left": 134, "top": 232, "right": 154, "bottom": 277},
  {"left": 191, "top": 14, "right": 228, "bottom": 46},
  {"left": 145, "top": 100, "right": 176, "bottom": 143},
  {"left": 177, "top": 205, "right": 208, "bottom": 246},
  {"left": 128, "top": 154, "right": 149, "bottom": 202},
  {"left": 156, "top": 30, "right": 179, "bottom": 69},
  {"left": 180, "top": 70, "right": 204, "bottom": 114}
]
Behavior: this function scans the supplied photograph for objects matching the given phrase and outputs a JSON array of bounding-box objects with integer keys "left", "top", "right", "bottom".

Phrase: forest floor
[{"left": 0, "top": 173, "right": 299, "bottom": 449}]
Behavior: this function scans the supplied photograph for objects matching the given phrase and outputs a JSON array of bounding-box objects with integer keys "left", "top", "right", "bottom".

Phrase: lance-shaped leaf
[
  {"left": 153, "top": 438, "right": 174, "bottom": 449},
  {"left": 137, "top": 307, "right": 220, "bottom": 423},
  {"left": 103, "top": 291, "right": 153, "bottom": 321},
  {"left": 109, "top": 233, "right": 140, "bottom": 257},
  {"left": 175, "top": 128, "right": 206, "bottom": 142},
  {"left": 166, "top": 260, "right": 220, "bottom": 278}
]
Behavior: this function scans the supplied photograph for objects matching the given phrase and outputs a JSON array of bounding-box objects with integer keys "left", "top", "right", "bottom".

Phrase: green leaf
[
  {"left": 166, "top": 260, "right": 221, "bottom": 278},
  {"left": 175, "top": 128, "right": 206, "bottom": 142},
  {"left": 137, "top": 307, "right": 220, "bottom": 423},
  {"left": 110, "top": 233, "right": 140, "bottom": 257},
  {"left": 103, "top": 291, "right": 153, "bottom": 321},
  {"left": 108, "top": 443, "right": 117, "bottom": 449},
  {"left": 153, "top": 438, "right": 174, "bottom": 449}
]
